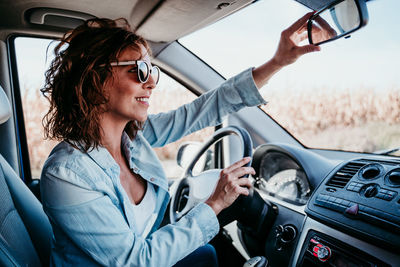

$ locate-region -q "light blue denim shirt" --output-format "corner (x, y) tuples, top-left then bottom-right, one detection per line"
(40, 68), (266, 267)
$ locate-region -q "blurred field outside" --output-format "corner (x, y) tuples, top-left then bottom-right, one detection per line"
(260, 87), (400, 154)
(22, 88), (57, 178)
(22, 73), (400, 178)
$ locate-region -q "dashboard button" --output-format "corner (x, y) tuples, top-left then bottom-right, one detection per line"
(317, 246), (331, 262)
(312, 244), (331, 262)
(383, 194), (393, 201)
(347, 183), (363, 192)
(345, 204), (359, 215)
(386, 190), (397, 199)
(364, 184), (379, 198)
(341, 199), (350, 207)
(380, 189), (388, 194)
(375, 192), (387, 200)
(319, 194), (329, 201)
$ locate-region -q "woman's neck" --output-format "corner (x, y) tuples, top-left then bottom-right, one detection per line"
(99, 114), (127, 159)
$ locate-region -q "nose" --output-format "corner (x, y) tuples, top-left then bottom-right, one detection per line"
(143, 73), (156, 91)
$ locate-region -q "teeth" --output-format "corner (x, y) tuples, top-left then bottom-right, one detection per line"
(136, 97), (149, 103)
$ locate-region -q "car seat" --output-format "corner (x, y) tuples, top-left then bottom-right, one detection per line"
(0, 85), (52, 266)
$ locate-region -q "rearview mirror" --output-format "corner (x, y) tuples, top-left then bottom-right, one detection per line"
(308, 0), (368, 45)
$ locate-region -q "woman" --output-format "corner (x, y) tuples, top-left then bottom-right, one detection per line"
(40, 13), (320, 266)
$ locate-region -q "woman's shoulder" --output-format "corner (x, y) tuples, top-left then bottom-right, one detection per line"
(42, 142), (107, 191)
(41, 141), (92, 181)
(44, 141), (85, 167)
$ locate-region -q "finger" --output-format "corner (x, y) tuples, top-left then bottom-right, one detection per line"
(230, 166), (256, 179)
(314, 15), (334, 32)
(292, 31), (308, 44)
(234, 184), (250, 196)
(236, 177), (253, 188)
(298, 31), (308, 43)
(223, 157), (252, 174)
(296, 23), (307, 34)
(286, 12), (315, 34)
(314, 18), (338, 38)
(296, 44), (321, 56)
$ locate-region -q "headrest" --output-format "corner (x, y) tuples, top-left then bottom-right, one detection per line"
(0, 85), (12, 124)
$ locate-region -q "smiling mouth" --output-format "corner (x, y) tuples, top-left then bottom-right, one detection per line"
(136, 97), (149, 106)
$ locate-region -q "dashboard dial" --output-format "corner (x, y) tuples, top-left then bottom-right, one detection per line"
(264, 169), (310, 204)
(259, 151), (311, 205)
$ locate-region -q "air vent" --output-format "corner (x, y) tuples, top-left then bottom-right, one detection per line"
(326, 162), (366, 188)
(359, 163), (382, 180)
(387, 169), (400, 187)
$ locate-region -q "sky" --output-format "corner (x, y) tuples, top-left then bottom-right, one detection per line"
(180, 0), (400, 93)
(15, 0), (400, 94)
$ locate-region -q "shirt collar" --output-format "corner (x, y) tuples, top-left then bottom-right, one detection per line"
(73, 132), (169, 191)
(86, 145), (120, 174)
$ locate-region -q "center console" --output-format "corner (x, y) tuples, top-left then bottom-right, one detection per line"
(294, 157), (400, 266)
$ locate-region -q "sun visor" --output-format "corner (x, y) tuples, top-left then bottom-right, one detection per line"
(135, 0), (253, 42)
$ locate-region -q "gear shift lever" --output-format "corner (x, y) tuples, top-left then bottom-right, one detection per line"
(243, 256), (268, 267)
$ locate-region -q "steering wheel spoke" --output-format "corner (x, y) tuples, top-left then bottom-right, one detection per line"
(173, 169), (221, 220)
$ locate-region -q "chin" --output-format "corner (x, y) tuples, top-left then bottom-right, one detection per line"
(136, 116), (148, 123)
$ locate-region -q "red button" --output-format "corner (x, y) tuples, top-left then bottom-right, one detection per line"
(345, 204), (359, 215)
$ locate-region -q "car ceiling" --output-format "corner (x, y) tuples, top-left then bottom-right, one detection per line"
(0, 0), (339, 42)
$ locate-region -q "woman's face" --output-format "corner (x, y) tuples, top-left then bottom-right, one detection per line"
(104, 44), (156, 123)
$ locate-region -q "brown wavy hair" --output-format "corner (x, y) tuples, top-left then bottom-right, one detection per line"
(41, 18), (150, 152)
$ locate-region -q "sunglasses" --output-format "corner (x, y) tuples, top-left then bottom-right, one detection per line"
(108, 60), (160, 85)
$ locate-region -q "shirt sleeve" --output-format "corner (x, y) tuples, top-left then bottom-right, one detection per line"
(143, 67), (266, 147)
(41, 166), (220, 267)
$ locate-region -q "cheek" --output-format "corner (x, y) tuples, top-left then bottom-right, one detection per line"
(105, 72), (142, 102)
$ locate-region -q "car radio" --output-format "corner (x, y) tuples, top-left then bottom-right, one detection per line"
(297, 230), (390, 267)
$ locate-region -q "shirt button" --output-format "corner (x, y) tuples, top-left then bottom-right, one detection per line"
(133, 167), (139, 173)
(150, 177), (155, 182)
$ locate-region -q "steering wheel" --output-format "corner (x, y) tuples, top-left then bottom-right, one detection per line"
(169, 126), (254, 225)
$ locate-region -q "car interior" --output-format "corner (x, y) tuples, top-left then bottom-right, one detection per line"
(0, 0), (399, 266)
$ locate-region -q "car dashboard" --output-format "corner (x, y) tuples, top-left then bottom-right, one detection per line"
(240, 143), (400, 267)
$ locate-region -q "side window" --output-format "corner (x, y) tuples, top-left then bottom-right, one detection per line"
(148, 72), (214, 178)
(14, 37), (213, 179)
(14, 37), (56, 179)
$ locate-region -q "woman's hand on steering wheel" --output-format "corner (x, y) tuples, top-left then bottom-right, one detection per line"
(205, 157), (255, 215)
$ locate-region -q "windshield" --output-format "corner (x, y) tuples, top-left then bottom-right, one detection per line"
(180, 0), (400, 155)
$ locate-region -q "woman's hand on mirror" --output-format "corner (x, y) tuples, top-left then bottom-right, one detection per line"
(310, 15), (338, 44)
(252, 12), (320, 89)
(205, 157), (254, 215)
(272, 12), (321, 67)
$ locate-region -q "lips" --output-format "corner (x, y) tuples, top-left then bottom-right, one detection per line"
(135, 97), (149, 106)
